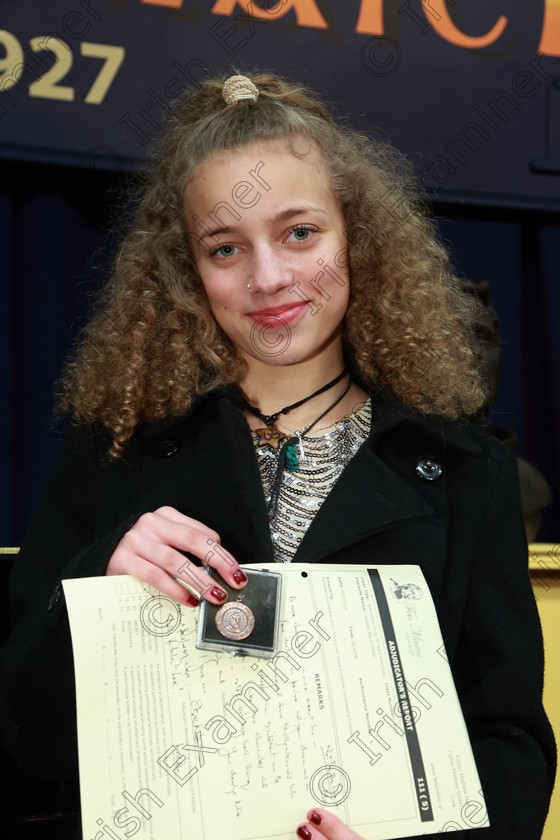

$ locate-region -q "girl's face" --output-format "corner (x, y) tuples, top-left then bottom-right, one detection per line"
(184, 138), (349, 372)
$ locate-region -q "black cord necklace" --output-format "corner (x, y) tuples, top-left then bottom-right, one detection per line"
(240, 368), (347, 450)
(266, 374), (352, 518)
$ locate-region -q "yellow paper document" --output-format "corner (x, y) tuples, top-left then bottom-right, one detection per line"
(63, 564), (489, 840)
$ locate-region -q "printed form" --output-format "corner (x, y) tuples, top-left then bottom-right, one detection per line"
(63, 564), (489, 840)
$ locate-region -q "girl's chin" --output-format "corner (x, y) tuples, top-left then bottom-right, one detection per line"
(235, 324), (344, 369)
(245, 350), (302, 368)
(242, 329), (296, 364)
(242, 343), (339, 371)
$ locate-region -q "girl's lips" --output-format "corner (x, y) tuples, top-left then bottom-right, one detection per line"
(246, 302), (310, 326)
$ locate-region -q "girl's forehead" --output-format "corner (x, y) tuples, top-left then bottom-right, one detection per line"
(183, 138), (341, 236)
(186, 136), (324, 186)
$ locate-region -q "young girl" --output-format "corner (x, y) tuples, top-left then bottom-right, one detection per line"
(1, 72), (555, 840)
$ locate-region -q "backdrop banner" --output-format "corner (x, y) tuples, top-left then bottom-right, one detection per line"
(1, 0), (559, 208)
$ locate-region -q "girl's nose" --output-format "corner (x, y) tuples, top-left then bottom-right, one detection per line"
(246, 247), (292, 295)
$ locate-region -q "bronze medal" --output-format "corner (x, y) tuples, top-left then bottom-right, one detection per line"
(215, 601), (255, 641)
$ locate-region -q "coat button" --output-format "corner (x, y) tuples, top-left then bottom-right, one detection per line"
(415, 457), (443, 481)
(47, 583), (63, 612)
(156, 437), (180, 458)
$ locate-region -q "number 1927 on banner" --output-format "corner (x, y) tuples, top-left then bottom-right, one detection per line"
(0, 30), (124, 105)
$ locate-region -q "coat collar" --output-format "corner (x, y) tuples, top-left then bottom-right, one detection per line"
(136, 384), (482, 456)
(366, 385), (483, 456)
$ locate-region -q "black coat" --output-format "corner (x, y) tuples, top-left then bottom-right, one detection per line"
(1, 386), (556, 839)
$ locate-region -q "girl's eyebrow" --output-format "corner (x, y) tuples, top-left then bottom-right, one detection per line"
(271, 205), (327, 223)
(196, 206), (327, 244)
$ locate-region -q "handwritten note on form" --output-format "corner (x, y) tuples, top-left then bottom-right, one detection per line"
(63, 564), (489, 839)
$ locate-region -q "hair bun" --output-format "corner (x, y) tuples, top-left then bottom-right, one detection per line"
(222, 74), (259, 106)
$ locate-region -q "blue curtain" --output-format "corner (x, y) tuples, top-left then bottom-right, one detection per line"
(1, 159), (559, 547)
(0, 158), (123, 545)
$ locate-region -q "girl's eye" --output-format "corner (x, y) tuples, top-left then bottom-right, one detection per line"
(211, 243), (240, 258)
(286, 226), (315, 243)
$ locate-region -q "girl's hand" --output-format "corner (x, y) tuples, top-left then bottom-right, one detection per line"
(106, 506), (247, 606)
(296, 810), (365, 840)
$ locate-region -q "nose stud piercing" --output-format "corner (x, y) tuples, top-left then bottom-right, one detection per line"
(247, 283), (255, 293)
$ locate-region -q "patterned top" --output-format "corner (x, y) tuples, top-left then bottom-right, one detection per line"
(251, 399), (372, 563)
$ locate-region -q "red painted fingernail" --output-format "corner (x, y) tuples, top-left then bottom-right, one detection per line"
(211, 586), (228, 602)
(296, 826), (312, 840)
(309, 811), (322, 826)
(185, 593), (200, 607)
(233, 569), (248, 584)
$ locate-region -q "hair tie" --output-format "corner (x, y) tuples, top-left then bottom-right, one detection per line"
(222, 75), (259, 106)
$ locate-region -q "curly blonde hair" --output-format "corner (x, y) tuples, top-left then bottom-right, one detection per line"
(58, 70), (486, 457)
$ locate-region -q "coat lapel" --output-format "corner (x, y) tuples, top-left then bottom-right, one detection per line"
(292, 443), (434, 564)
(291, 386), (481, 565)
(218, 395), (275, 563)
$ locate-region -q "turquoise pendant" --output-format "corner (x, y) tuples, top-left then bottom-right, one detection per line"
(285, 444), (299, 471)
